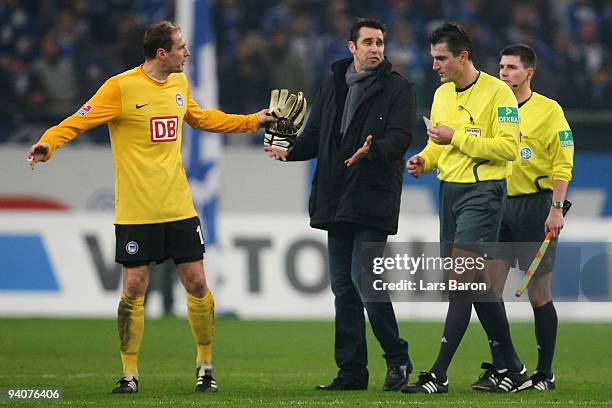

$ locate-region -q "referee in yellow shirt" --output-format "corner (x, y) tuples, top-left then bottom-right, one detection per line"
(403, 22), (530, 394)
(473, 44), (574, 392)
(27, 21), (274, 394)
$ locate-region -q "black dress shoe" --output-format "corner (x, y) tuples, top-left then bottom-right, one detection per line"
(383, 365), (408, 391)
(316, 377), (368, 390)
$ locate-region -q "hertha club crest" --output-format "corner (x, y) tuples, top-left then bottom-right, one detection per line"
(125, 241), (139, 255)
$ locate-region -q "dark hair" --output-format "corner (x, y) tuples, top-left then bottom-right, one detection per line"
(500, 43), (537, 69)
(429, 21), (472, 58)
(143, 21), (180, 60)
(349, 17), (386, 43)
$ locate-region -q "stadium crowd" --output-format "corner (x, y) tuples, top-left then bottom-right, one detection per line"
(1, 0), (611, 143)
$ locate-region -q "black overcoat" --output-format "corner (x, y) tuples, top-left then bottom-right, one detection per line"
(288, 57), (416, 234)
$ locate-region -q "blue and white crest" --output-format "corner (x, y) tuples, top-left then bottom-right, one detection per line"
(125, 241), (139, 255)
(520, 147), (533, 161)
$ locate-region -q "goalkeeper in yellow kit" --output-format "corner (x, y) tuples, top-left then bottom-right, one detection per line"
(26, 21), (274, 394)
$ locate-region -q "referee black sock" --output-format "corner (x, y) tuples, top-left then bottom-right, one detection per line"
(533, 301), (557, 378)
(488, 339), (506, 369)
(487, 299), (507, 369)
(474, 300), (522, 372)
(430, 299), (472, 380)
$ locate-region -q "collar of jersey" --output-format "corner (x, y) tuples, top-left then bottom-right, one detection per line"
(138, 64), (168, 87)
(518, 92), (534, 108)
(455, 71), (480, 93)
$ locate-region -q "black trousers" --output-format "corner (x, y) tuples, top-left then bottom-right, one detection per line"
(327, 224), (410, 382)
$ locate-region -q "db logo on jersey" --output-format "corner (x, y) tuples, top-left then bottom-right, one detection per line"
(150, 116), (178, 142)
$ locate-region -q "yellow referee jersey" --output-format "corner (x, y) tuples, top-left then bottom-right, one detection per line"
(508, 92), (574, 196)
(38, 66), (259, 224)
(420, 71), (519, 183)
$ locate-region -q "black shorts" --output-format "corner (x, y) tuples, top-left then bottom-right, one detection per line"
(439, 180), (506, 257)
(498, 190), (556, 273)
(115, 216), (206, 267)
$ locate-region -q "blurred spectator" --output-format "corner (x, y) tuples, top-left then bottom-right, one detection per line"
(603, 0), (612, 49)
(214, 0), (245, 72)
(218, 32), (270, 144)
(0, 0), (38, 64)
(135, 0), (175, 27)
(382, 0), (428, 43)
(549, 30), (591, 108)
(567, 0), (599, 39)
(0, 56), (46, 122)
(0, 0), (610, 147)
(574, 19), (611, 107)
(385, 21), (427, 100)
(289, 12), (321, 77)
(269, 27), (314, 100)
(262, 0), (298, 35)
(463, 21), (497, 73)
(52, 8), (89, 58)
(116, 13), (146, 70)
(455, 0), (486, 24)
(31, 33), (78, 121)
(592, 66), (612, 108)
(319, 1), (351, 78)
(506, 4), (543, 45)
(576, 19), (607, 77)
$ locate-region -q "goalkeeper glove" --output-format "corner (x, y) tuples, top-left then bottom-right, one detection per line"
(264, 89), (308, 151)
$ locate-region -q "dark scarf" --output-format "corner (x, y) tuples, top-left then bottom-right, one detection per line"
(340, 62), (377, 136)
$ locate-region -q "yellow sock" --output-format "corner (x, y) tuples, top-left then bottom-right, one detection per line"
(117, 292), (145, 378)
(186, 290), (215, 367)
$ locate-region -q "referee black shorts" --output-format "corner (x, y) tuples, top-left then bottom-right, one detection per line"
(498, 190), (557, 274)
(439, 180), (506, 258)
(115, 216), (206, 267)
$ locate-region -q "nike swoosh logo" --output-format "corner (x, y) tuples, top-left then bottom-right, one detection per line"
(136, 104), (148, 109)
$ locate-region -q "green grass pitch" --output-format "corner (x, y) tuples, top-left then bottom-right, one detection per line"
(1, 318), (611, 407)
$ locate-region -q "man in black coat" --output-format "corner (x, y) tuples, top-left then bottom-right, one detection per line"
(266, 17), (416, 391)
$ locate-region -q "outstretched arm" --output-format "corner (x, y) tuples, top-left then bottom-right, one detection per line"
(26, 78), (122, 169)
(185, 96), (263, 133)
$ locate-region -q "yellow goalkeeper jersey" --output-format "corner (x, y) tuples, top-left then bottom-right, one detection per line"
(507, 92), (574, 196)
(38, 66), (259, 224)
(419, 71), (519, 183)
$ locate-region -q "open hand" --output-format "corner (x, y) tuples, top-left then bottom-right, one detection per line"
(264, 145), (288, 161)
(344, 135), (372, 167)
